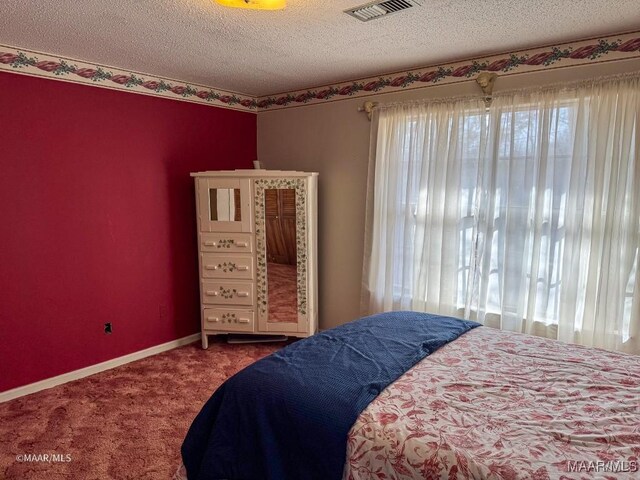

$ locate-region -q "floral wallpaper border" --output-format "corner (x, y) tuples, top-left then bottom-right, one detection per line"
(1, 31), (639, 113)
(256, 31), (640, 111)
(0, 45), (257, 112)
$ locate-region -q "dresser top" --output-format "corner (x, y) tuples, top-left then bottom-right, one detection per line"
(191, 170), (318, 178)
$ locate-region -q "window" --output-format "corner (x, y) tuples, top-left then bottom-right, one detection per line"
(365, 75), (640, 353)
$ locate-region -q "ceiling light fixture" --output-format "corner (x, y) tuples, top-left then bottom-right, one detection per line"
(214, 0), (286, 10)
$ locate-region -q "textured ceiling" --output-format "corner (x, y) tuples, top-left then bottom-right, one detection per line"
(1, 0), (639, 96)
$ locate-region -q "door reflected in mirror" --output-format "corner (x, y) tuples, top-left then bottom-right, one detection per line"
(265, 188), (297, 323)
(209, 188), (241, 221)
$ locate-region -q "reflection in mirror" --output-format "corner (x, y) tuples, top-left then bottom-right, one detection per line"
(265, 188), (297, 323)
(209, 188), (241, 221)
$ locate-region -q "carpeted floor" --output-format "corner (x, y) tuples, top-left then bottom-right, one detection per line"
(0, 337), (288, 479)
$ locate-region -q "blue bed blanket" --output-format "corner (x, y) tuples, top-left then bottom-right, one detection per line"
(182, 311), (480, 480)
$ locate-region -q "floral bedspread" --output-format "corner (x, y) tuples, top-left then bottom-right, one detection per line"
(344, 326), (640, 480)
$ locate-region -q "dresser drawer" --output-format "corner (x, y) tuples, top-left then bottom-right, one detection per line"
(201, 280), (254, 306)
(203, 308), (255, 332)
(201, 254), (254, 280)
(199, 233), (253, 253)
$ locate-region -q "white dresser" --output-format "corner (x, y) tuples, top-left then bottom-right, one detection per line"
(191, 170), (318, 348)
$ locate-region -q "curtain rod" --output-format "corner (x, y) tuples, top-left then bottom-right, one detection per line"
(358, 73), (497, 120)
(358, 70), (640, 120)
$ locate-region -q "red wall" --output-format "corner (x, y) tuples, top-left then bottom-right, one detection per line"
(0, 72), (256, 392)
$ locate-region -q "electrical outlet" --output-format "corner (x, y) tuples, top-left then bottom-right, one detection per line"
(104, 322), (112, 334)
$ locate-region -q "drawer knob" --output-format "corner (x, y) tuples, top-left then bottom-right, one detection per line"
(205, 290), (219, 296)
(236, 242), (248, 248)
(236, 292), (249, 298)
(204, 241), (216, 247)
(206, 316), (219, 323)
(237, 266), (249, 271)
(205, 265), (218, 271)
(238, 318), (250, 324)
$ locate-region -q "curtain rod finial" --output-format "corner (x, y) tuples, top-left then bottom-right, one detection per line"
(476, 73), (498, 106)
(359, 101), (378, 121)
(476, 72), (498, 107)
(476, 72), (498, 94)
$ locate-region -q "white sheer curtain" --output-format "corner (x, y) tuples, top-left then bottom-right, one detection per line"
(362, 74), (640, 354)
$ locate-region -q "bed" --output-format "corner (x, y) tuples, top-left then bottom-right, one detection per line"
(179, 312), (640, 479)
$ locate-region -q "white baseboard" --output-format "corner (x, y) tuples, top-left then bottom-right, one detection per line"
(0, 333), (200, 403)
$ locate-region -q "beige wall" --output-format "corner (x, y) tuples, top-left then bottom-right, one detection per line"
(258, 59), (640, 330)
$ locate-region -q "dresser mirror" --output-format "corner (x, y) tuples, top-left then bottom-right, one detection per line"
(255, 178), (308, 330)
(209, 188), (241, 222)
(197, 178), (252, 233)
(265, 188), (298, 323)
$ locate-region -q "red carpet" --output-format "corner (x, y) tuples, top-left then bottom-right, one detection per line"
(0, 338), (287, 479)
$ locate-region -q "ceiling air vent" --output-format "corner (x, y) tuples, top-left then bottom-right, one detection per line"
(345, 0), (422, 22)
